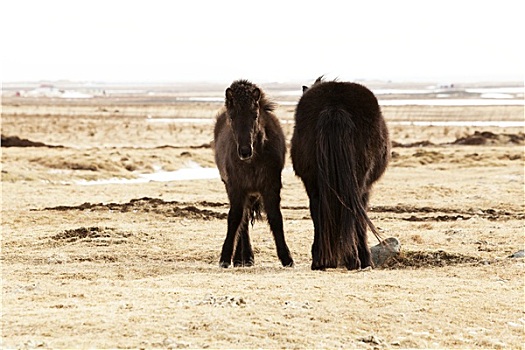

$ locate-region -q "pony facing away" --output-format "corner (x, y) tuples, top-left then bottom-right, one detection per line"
(291, 77), (390, 270)
(213, 79), (294, 268)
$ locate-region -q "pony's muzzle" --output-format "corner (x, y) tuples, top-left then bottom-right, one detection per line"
(238, 145), (253, 160)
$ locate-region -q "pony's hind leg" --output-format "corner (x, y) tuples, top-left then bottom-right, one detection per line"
(220, 195), (245, 268)
(233, 196), (260, 266)
(308, 190), (325, 270)
(357, 191), (372, 269)
(304, 181), (329, 270)
(354, 231), (372, 269)
(343, 217), (371, 270)
(233, 212), (254, 267)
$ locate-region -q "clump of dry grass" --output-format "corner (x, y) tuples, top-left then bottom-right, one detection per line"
(382, 249), (481, 269)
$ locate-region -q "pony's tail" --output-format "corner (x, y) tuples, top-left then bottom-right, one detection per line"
(316, 108), (382, 268)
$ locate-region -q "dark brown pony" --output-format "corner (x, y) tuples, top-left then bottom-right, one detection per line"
(213, 79), (294, 268)
(291, 77), (390, 270)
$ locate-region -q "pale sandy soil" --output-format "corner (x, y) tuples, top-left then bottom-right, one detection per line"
(1, 92), (524, 349)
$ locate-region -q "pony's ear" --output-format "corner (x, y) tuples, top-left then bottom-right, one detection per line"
(302, 86), (309, 93)
(225, 88), (233, 103)
(252, 87), (261, 101)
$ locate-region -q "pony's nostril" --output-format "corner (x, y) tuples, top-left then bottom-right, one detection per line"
(238, 146), (253, 159)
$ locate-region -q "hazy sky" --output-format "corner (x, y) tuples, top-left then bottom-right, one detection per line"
(2, 0), (523, 83)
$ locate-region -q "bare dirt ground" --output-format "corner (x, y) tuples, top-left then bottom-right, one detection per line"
(1, 91), (524, 349)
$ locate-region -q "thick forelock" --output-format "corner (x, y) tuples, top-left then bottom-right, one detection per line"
(226, 79), (275, 112)
(228, 79), (258, 106)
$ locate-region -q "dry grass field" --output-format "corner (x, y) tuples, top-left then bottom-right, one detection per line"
(1, 86), (524, 349)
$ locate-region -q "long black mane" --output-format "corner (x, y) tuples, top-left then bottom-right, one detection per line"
(225, 79), (276, 113)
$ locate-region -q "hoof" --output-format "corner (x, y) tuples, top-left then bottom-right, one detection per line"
(281, 257), (294, 268)
(219, 261), (231, 268)
(312, 258), (337, 270)
(311, 263), (326, 271)
(344, 262), (361, 270)
(282, 260), (295, 268)
(233, 259), (254, 267)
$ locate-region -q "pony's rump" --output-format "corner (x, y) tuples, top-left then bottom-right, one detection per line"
(291, 77), (389, 270)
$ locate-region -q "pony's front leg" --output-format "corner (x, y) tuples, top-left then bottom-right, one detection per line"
(219, 196), (244, 268)
(233, 212), (254, 267)
(262, 190), (294, 267)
